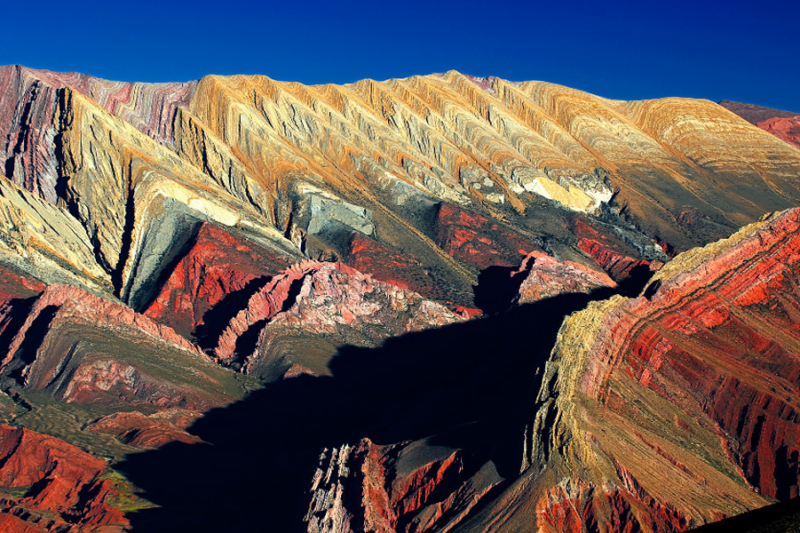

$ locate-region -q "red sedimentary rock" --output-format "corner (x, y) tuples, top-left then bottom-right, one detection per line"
(0, 424), (129, 532)
(537, 475), (688, 533)
(580, 208), (800, 500)
(0, 266), (45, 305)
(213, 261), (464, 368)
(0, 283), (244, 410)
(305, 438), (501, 533)
(344, 233), (437, 298)
(514, 250), (616, 304)
(572, 218), (662, 280)
(433, 203), (538, 270)
(2, 284), (201, 368)
(85, 410), (201, 448)
(757, 116), (800, 150)
(143, 222), (293, 337)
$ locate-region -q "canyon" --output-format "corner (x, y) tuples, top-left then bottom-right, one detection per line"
(0, 65), (798, 531)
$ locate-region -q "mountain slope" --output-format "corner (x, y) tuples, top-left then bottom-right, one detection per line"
(0, 66), (799, 532)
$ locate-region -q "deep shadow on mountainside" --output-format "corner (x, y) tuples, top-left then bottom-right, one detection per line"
(116, 284), (631, 533)
(690, 497), (800, 533)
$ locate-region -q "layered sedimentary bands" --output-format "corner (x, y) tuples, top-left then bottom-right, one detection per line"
(720, 100), (800, 150)
(0, 64), (798, 531)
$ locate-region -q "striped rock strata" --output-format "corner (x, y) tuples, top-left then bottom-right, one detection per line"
(495, 208), (800, 532)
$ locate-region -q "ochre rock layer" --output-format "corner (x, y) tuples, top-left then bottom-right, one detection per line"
(0, 65), (799, 533)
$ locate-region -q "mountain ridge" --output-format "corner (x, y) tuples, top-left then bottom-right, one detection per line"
(0, 65), (798, 532)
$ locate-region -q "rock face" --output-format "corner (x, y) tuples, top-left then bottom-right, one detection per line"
(0, 424), (132, 532)
(304, 438), (502, 533)
(211, 261), (465, 379)
(514, 250), (617, 304)
(756, 116), (800, 150)
(0, 65), (800, 533)
(490, 207), (800, 532)
(719, 100), (800, 150)
(142, 221), (296, 338)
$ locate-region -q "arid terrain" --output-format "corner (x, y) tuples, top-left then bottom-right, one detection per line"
(0, 65), (799, 532)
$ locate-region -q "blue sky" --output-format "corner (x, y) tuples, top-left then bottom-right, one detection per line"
(3, 0), (798, 111)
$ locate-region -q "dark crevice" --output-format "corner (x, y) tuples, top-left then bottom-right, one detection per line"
(472, 265), (529, 315)
(23, 470), (54, 500)
(7, 305), (59, 385)
(113, 161), (136, 298)
(194, 276), (272, 352)
(774, 446), (799, 501)
(280, 276), (306, 313)
(643, 278), (662, 300)
(4, 81), (41, 183)
(617, 263), (656, 297)
(230, 319), (268, 370)
(0, 297), (37, 357)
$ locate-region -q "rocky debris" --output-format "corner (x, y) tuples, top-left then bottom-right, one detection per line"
(0, 423), (132, 532)
(514, 250), (616, 304)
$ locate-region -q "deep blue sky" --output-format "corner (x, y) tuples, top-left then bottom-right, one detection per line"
(3, 0), (798, 111)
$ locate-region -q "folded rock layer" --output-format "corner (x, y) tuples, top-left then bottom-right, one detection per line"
(0, 65), (799, 533)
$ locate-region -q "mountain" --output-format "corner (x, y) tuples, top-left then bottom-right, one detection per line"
(0, 65), (799, 532)
(719, 100), (800, 150)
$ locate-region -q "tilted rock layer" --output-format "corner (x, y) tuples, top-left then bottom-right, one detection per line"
(0, 65), (799, 533)
(719, 100), (800, 150)
(496, 208), (800, 532)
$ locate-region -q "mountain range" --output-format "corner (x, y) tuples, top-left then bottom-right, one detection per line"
(0, 65), (799, 532)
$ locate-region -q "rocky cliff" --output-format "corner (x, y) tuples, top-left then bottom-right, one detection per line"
(489, 207), (800, 532)
(0, 65), (799, 532)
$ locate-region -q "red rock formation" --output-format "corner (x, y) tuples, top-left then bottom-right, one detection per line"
(537, 477), (688, 533)
(0, 266), (45, 305)
(579, 207), (800, 500)
(0, 283), (246, 410)
(85, 410), (201, 448)
(718, 100), (800, 150)
(572, 218), (663, 280)
(0, 424), (130, 532)
(514, 250), (616, 304)
(143, 222), (294, 337)
(212, 261), (464, 376)
(2, 284), (202, 366)
(433, 203), (538, 270)
(509, 207), (800, 533)
(305, 438), (502, 533)
(344, 233), (437, 299)
(757, 116), (800, 150)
